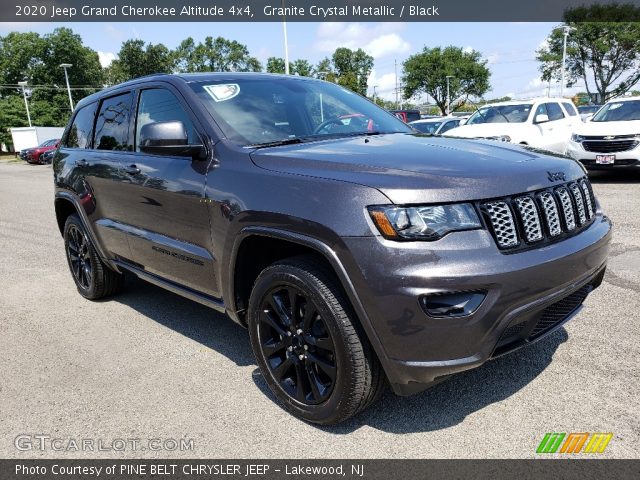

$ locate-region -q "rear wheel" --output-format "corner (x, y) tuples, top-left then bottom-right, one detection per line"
(64, 214), (123, 300)
(247, 256), (384, 424)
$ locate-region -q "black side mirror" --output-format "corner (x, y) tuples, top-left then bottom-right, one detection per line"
(138, 121), (204, 158)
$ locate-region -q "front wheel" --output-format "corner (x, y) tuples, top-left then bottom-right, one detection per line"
(247, 256), (384, 424)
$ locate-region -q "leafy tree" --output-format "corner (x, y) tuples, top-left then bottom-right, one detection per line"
(331, 48), (373, 95)
(291, 59), (313, 77)
(402, 46), (491, 115)
(172, 36), (261, 73)
(536, 4), (640, 102)
(107, 39), (173, 84)
(314, 57), (336, 82)
(266, 57), (289, 74)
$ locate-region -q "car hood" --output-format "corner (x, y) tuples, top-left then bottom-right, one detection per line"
(250, 133), (586, 204)
(442, 123), (528, 139)
(574, 120), (640, 136)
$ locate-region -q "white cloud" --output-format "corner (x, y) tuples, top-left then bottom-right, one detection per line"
(314, 23), (409, 60)
(367, 69), (399, 101)
(98, 51), (116, 68)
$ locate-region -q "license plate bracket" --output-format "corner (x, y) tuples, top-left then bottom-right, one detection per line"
(596, 154), (615, 165)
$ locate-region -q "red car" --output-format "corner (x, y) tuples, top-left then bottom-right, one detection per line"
(20, 139), (60, 164)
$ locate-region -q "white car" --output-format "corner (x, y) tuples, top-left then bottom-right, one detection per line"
(566, 96), (640, 170)
(443, 98), (582, 154)
(409, 117), (466, 135)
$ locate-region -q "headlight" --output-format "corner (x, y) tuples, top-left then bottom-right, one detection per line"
(485, 135), (511, 142)
(571, 133), (585, 142)
(368, 203), (482, 240)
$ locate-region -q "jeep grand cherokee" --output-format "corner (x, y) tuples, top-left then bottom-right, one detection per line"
(53, 73), (611, 424)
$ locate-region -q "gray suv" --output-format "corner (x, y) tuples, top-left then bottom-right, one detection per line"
(53, 73), (611, 424)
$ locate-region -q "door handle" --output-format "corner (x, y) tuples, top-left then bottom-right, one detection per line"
(124, 164), (141, 175)
(75, 159), (89, 168)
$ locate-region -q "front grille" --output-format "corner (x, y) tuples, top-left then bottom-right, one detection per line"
(529, 284), (592, 338)
(481, 177), (596, 252)
(583, 139), (638, 153)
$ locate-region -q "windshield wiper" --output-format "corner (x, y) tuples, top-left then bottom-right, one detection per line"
(248, 138), (304, 149)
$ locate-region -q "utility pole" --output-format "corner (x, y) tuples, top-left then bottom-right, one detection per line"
(372, 85), (378, 105)
(18, 81), (32, 127)
(555, 25), (575, 98)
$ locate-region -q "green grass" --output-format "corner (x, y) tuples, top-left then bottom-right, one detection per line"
(0, 153), (22, 164)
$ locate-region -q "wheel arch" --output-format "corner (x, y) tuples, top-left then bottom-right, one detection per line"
(228, 227), (391, 380)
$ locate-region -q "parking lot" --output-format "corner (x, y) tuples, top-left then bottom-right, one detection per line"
(0, 159), (638, 458)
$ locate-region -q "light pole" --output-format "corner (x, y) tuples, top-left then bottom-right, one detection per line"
(446, 75), (455, 116)
(60, 63), (74, 111)
(18, 81), (32, 127)
(281, 0), (290, 75)
(555, 25), (575, 98)
(373, 85), (378, 104)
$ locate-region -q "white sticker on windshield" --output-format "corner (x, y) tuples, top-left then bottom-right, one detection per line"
(203, 84), (240, 102)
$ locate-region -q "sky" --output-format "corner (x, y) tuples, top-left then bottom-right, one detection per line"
(0, 21), (589, 102)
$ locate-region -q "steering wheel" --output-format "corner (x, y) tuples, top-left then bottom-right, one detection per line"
(313, 117), (346, 135)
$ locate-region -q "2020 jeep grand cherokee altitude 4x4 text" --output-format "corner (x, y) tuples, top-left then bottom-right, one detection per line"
(53, 73), (611, 424)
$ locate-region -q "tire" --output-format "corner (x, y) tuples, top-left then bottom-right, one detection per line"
(247, 255), (384, 424)
(63, 213), (123, 300)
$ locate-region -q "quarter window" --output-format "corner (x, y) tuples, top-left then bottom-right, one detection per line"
(135, 88), (199, 152)
(562, 102), (578, 116)
(94, 93), (134, 151)
(64, 103), (97, 149)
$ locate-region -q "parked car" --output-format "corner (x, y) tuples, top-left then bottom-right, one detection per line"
(20, 138), (60, 164)
(443, 98), (581, 153)
(389, 109), (421, 123)
(577, 105), (602, 122)
(566, 96), (640, 170)
(40, 149), (56, 164)
(410, 117), (466, 135)
(53, 73), (611, 424)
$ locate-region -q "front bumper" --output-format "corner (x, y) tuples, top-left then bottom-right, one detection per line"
(340, 213), (612, 395)
(565, 140), (640, 169)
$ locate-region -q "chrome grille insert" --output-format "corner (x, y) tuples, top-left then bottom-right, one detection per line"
(538, 192), (562, 237)
(514, 196), (543, 242)
(570, 183), (587, 225)
(481, 177), (595, 252)
(580, 180), (594, 219)
(556, 187), (576, 231)
(484, 201), (519, 248)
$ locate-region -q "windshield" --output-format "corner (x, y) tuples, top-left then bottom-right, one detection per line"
(190, 77), (411, 146)
(39, 139), (57, 147)
(591, 100), (640, 122)
(411, 121), (442, 134)
(466, 104), (532, 124)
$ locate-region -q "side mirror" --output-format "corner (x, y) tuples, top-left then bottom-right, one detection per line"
(534, 114), (549, 124)
(139, 121), (204, 158)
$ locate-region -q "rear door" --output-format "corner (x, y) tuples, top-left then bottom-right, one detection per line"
(118, 85), (216, 296)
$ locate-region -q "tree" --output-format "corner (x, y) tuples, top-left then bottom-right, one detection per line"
(331, 48), (373, 95)
(314, 57), (336, 82)
(536, 4), (640, 102)
(107, 39), (173, 84)
(291, 59), (313, 77)
(172, 36), (261, 73)
(402, 46), (491, 115)
(266, 57), (289, 74)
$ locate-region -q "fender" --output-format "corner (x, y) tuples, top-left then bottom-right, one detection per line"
(228, 226), (392, 378)
(54, 190), (121, 273)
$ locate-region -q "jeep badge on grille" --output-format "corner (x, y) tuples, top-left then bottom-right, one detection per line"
(547, 171), (566, 182)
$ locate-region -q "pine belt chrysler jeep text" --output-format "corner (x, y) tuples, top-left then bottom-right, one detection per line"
(53, 73), (611, 424)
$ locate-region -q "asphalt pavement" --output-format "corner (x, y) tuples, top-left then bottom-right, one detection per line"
(0, 160), (638, 458)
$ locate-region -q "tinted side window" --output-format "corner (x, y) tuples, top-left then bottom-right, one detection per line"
(545, 103), (565, 121)
(562, 102), (578, 116)
(94, 93), (134, 151)
(135, 88), (199, 151)
(64, 103), (97, 149)
(439, 120), (460, 133)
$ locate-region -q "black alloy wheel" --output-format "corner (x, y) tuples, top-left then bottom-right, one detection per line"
(258, 284), (337, 405)
(66, 224), (93, 290)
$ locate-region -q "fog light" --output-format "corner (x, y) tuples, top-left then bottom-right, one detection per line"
(420, 291), (486, 318)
